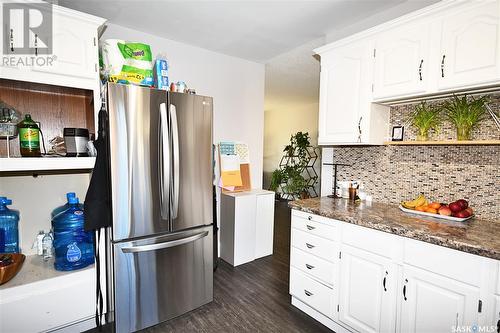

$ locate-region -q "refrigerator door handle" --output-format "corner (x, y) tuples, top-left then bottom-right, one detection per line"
(159, 103), (170, 221)
(120, 230), (209, 253)
(170, 104), (180, 220)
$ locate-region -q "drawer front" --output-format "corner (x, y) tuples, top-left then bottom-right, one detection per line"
(290, 267), (335, 318)
(291, 247), (335, 286)
(291, 228), (337, 262)
(292, 215), (337, 241)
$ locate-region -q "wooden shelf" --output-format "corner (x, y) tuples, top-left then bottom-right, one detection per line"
(0, 157), (95, 172)
(384, 140), (500, 146)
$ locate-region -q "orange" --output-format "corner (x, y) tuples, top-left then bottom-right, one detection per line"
(429, 202), (441, 209)
(425, 207), (438, 214)
(415, 206), (426, 212)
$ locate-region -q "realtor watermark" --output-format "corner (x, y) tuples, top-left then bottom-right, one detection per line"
(2, 2), (55, 67)
(452, 325), (497, 333)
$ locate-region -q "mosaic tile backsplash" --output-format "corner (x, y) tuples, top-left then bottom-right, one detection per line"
(332, 94), (500, 221)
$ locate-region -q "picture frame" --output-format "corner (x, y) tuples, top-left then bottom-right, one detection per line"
(391, 126), (404, 141)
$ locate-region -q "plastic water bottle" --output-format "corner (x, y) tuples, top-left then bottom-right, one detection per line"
(52, 197), (94, 271)
(42, 232), (53, 261)
(0, 197), (20, 253)
(51, 192), (83, 218)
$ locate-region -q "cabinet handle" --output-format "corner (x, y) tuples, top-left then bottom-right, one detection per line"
(306, 225), (315, 230)
(403, 278), (408, 301)
(496, 318), (499, 333)
(441, 55), (446, 78)
(455, 313), (459, 330)
(357, 117), (363, 143)
(418, 59), (423, 81)
(305, 263), (314, 270)
(10, 29), (14, 52)
(34, 34), (38, 56)
(383, 271), (388, 291)
(305, 243), (315, 249)
(304, 289), (313, 296)
(308, 216), (312, 221)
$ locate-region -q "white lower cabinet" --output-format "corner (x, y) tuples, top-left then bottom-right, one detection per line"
(400, 265), (480, 333)
(289, 210), (499, 333)
(338, 245), (396, 333)
(290, 267), (335, 318)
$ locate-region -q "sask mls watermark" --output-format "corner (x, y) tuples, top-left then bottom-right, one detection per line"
(2, 2), (55, 67)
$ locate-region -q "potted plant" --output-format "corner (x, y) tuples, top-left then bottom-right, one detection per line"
(410, 101), (442, 141)
(440, 94), (489, 141)
(282, 165), (307, 199)
(269, 169), (284, 200)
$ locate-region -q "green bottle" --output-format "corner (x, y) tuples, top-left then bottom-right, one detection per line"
(17, 114), (41, 157)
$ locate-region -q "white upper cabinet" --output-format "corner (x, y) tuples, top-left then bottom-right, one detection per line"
(0, 2), (105, 91)
(338, 245), (396, 333)
(438, 0), (500, 91)
(373, 22), (431, 101)
(315, 0), (500, 143)
(400, 265), (480, 333)
(317, 40), (390, 145)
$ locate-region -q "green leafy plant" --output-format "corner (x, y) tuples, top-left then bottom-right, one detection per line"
(269, 169), (284, 192)
(283, 131), (311, 165)
(440, 94), (489, 140)
(281, 165), (307, 198)
(410, 101), (442, 141)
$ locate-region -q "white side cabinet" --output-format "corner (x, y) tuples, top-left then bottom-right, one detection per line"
(289, 209), (500, 333)
(220, 190), (274, 266)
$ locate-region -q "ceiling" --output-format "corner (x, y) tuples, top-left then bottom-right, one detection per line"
(58, 0), (436, 63)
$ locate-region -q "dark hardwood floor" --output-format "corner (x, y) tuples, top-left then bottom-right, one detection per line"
(89, 201), (331, 332)
(145, 200), (331, 333)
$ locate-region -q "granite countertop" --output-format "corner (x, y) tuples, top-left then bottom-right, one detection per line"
(289, 197), (500, 260)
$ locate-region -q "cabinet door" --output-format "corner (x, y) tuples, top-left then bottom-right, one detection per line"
(438, 0), (500, 91)
(32, 10), (99, 80)
(400, 266), (480, 333)
(254, 193), (274, 259)
(373, 23), (431, 100)
(338, 244), (396, 333)
(318, 40), (371, 144)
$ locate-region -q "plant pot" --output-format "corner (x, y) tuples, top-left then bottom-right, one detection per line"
(416, 132), (429, 141)
(456, 125), (472, 141)
(300, 191), (310, 199)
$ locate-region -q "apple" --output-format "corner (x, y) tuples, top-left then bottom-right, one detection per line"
(456, 199), (468, 210)
(454, 210), (471, 218)
(465, 207), (473, 215)
(438, 205), (452, 216)
(449, 201), (462, 213)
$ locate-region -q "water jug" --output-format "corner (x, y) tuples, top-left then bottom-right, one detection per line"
(52, 197), (94, 271)
(51, 192), (83, 218)
(0, 197), (20, 253)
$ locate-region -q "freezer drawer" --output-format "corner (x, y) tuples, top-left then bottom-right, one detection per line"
(113, 226), (213, 332)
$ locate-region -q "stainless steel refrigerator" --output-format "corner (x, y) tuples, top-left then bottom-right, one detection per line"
(106, 83), (214, 332)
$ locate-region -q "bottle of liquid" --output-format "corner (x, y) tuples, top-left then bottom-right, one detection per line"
(52, 197), (94, 271)
(51, 192), (83, 219)
(42, 232), (53, 261)
(17, 114), (41, 157)
(0, 197), (20, 253)
(36, 230), (45, 256)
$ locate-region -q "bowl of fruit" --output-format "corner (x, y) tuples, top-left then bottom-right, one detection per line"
(400, 194), (474, 222)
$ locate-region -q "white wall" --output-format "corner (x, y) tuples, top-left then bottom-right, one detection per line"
(102, 23), (265, 189)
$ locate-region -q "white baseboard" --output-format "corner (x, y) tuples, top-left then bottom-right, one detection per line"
(291, 296), (353, 333)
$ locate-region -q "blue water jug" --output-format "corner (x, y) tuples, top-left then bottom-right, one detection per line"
(51, 192), (84, 218)
(52, 197), (94, 271)
(0, 197), (20, 253)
